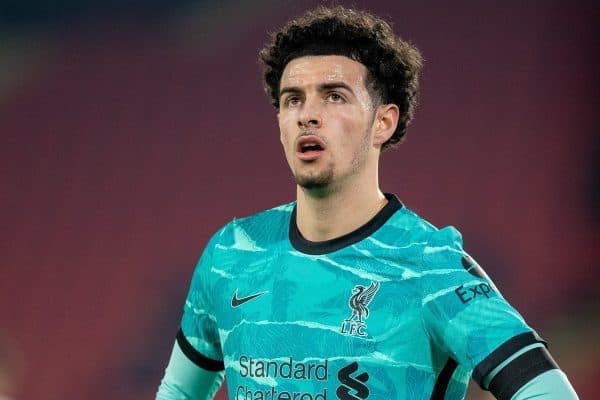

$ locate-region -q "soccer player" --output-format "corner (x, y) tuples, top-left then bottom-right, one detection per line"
(156, 6), (579, 400)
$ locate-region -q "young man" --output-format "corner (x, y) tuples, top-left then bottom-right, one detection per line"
(157, 6), (579, 400)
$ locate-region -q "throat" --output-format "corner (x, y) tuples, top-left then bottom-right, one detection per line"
(295, 189), (388, 242)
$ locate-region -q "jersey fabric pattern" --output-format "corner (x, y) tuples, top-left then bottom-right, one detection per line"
(179, 194), (543, 400)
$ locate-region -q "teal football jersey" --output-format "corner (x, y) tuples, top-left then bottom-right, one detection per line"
(179, 194), (543, 400)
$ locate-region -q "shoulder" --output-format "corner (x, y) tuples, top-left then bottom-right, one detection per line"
(376, 203), (471, 281)
(207, 201), (296, 253)
(383, 204), (463, 252)
(191, 201), (295, 286)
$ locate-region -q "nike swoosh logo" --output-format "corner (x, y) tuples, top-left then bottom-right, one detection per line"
(231, 289), (268, 308)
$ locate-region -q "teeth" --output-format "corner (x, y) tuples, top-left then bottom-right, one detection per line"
(299, 139), (323, 153)
(300, 143), (322, 153)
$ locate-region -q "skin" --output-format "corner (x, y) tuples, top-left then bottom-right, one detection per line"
(277, 55), (399, 242)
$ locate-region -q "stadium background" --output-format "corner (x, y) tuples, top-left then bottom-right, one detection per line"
(0, 0), (598, 398)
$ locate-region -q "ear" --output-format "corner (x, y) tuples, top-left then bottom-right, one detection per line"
(372, 104), (399, 146)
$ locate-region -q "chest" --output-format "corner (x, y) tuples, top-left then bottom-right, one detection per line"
(210, 249), (427, 358)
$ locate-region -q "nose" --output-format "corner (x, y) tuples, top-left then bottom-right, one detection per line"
(297, 97), (322, 129)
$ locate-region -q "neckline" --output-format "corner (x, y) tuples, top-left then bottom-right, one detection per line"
(288, 193), (402, 255)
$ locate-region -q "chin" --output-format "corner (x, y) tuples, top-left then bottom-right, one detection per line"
(295, 173), (332, 190)
(298, 180), (329, 190)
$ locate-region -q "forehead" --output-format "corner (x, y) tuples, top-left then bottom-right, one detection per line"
(280, 55), (368, 89)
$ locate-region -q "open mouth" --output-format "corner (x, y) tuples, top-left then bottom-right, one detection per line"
(299, 142), (324, 153)
(296, 135), (326, 153)
(296, 135), (326, 161)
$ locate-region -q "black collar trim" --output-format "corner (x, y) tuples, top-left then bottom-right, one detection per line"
(289, 193), (402, 255)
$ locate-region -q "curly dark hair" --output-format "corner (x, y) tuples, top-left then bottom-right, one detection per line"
(259, 5), (423, 150)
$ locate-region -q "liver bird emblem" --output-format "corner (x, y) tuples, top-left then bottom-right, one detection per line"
(346, 281), (380, 323)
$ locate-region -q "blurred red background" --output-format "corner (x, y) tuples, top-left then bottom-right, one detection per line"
(1, 1), (598, 398)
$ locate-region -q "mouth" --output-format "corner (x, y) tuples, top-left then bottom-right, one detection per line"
(296, 135), (326, 161)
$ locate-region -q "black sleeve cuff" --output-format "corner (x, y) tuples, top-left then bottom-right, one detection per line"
(176, 327), (225, 372)
(488, 346), (559, 400)
(473, 331), (546, 385)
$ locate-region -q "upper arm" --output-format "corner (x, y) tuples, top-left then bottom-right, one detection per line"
(420, 227), (535, 368)
(419, 227), (575, 398)
(157, 230), (227, 399)
(180, 237), (224, 363)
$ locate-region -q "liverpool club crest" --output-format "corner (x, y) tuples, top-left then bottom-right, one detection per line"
(340, 281), (380, 337)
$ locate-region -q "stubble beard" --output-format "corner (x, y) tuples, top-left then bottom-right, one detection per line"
(294, 162), (335, 191)
(294, 128), (372, 194)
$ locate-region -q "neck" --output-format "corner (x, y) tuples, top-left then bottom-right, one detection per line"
(295, 181), (387, 242)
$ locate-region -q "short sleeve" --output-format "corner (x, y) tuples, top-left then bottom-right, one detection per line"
(419, 226), (542, 374)
(180, 231), (224, 365)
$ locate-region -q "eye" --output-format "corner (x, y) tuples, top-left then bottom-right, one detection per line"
(326, 92), (345, 103)
(282, 94), (302, 108)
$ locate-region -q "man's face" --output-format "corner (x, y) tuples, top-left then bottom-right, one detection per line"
(277, 55), (379, 193)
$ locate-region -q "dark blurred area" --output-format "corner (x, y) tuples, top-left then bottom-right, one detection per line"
(0, 0), (203, 26)
(0, 1), (598, 399)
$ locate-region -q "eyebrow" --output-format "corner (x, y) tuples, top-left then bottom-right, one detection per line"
(279, 81), (355, 98)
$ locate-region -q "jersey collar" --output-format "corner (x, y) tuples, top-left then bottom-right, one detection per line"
(288, 193), (402, 255)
